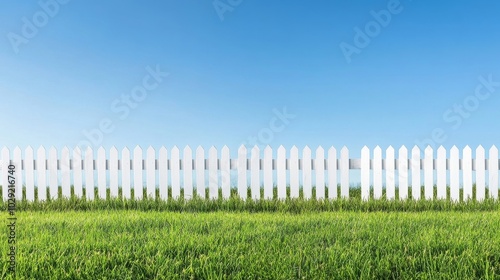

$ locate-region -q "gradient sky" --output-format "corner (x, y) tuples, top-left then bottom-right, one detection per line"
(1, 0), (500, 158)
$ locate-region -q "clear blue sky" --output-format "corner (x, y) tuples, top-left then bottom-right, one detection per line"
(1, 0), (500, 157)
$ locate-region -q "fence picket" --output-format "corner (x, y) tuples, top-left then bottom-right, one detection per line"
(73, 147), (82, 199)
(109, 147), (118, 198)
(489, 146), (498, 199)
(361, 146), (370, 201)
(340, 147), (349, 199)
(184, 146), (193, 200)
(316, 146), (325, 200)
(411, 146), (421, 200)
(303, 146), (312, 200)
(133, 146), (143, 200)
(424, 146), (433, 200)
(221, 146), (230, 199)
(476, 145), (485, 201)
(463, 146), (473, 201)
(122, 147), (131, 199)
(290, 146), (299, 199)
(172, 146), (181, 199)
(251, 146), (260, 200)
(13, 147), (22, 199)
(37, 147), (47, 201)
(328, 147), (337, 199)
(264, 146), (273, 200)
(277, 146), (286, 200)
(237, 145), (247, 200)
(97, 147), (106, 199)
(450, 146), (459, 201)
(49, 147), (58, 200)
(386, 146), (395, 200)
(196, 146), (205, 199)
(398, 146), (408, 200)
(147, 146), (156, 199)
(159, 147), (168, 200)
(61, 147), (71, 198)
(85, 147), (94, 200)
(209, 146), (218, 199)
(373, 146), (382, 199)
(25, 146), (35, 202)
(437, 146), (446, 200)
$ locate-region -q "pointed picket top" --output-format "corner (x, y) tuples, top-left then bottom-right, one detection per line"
(316, 146), (324, 156)
(26, 145), (34, 153)
(147, 145), (155, 152)
(49, 146), (57, 154)
(425, 145), (433, 153)
(172, 145), (180, 153)
(412, 145), (420, 153)
(73, 145), (81, 155)
(147, 146), (155, 156)
(303, 145), (311, 154)
(86, 146), (93, 154)
(222, 145), (229, 152)
(477, 145), (485, 154)
(491, 145), (499, 153)
(437, 145), (446, 153)
(159, 146), (167, 153)
(98, 146), (105, 154)
(252, 145), (260, 153)
(238, 144), (247, 154)
(328, 146), (337, 156)
(196, 145), (204, 153)
(291, 145), (298, 153)
(399, 145), (407, 153)
(361, 146), (369, 153)
(209, 146), (217, 153)
(134, 145), (142, 153)
(1, 146), (9, 154)
(341, 146), (348, 153)
(110, 146), (118, 153)
(14, 146), (21, 153)
(477, 144), (484, 150)
(464, 145), (472, 152)
(278, 145), (286, 154)
(387, 145), (394, 152)
(450, 145), (459, 153)
(122, 146), (130, 154)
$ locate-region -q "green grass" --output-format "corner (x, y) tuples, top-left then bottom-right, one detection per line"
(2, 211), (500, 279)
(1, 185), (500, 213)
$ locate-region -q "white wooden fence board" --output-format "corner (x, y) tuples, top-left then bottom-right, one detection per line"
(302, 146), (312, 200)
(184, 146), (193, 200)
(328, 147), (337, 199)
(109, 147), (119, 198)
(386, 146), (395, 200)
(264, 146), (273, 200)
(49, 147), (58, 200)
(122, 148), (131, 199)
(373, 146), (382, 199)
(209, 146), (218, 199)
(411, 146), (421, 200)
(196, 146), (205, 199)
(133, 146), (143, 200)
(290, 146), (299, 199)
(85, 147), (94, 200)
(37, 147), (47, 201)
(172, 146), (181, 199)
(158, 147), (168, 200)
(25, 146), (35, 202)
(436, 146), (446, 200)
(221, 146), (230, 199)
(13, 147), (22, 199)
(361, 146), (370, 201)
(424, 146), (433, 200)
(251, 146), (260, 200)
(340, 146), (349, 199)
(61, 147), (71, 199)
(463, 146), (473, 201)
(73, 147), (82, 199)
(147, 146), (156, 199)
(237, 145), (247, 200)
(476, 145), (485, 201)
(398, 146), (408, 200)
(277, 146), (286, 200)
(97, 147), (106, 199)
(489, 146), (498, 199)
(450, 146), (459, 201)
(315, 146), (325, 200)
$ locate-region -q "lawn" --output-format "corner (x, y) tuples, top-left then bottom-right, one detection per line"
(2, 210), (500, 279)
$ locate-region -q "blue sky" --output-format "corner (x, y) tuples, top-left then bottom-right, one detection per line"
(1, 0), (500, 158)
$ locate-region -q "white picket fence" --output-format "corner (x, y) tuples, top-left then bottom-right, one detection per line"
(0, 145), (499, 202)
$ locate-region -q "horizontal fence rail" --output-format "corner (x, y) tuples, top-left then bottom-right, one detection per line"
(0, 145), (499, 202)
